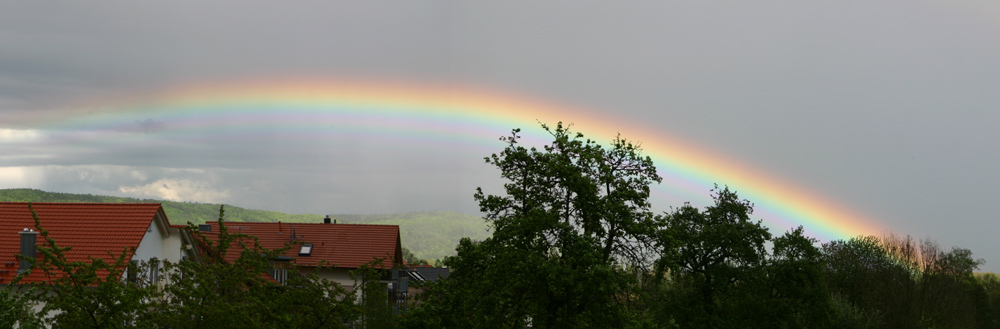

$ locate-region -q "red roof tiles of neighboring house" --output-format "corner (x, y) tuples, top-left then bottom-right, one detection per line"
(198, 221), (402, 269)
(0, 202), (165, 284)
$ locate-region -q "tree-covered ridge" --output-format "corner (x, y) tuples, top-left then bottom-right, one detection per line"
(0, 189), (489, 262)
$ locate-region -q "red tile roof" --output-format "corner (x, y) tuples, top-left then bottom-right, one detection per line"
(198, 221), (402, 269)
(0, 202), (164, 284)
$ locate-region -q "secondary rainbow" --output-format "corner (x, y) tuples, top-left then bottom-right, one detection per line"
(18, 79), (885, 241)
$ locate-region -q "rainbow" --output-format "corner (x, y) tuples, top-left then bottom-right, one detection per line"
(9, 78), (884, 241)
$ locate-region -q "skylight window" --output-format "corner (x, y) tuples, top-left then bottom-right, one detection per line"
(299, 243), (313, 256)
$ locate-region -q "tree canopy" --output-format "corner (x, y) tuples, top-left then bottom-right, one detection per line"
(405, 123), (663, 328)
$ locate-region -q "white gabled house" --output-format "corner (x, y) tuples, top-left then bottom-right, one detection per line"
(0, 202), (196, 286)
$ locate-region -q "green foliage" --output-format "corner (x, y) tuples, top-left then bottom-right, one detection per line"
(402, 247), (430, 266)
(659, 186), (772, 327)
(977, 273), (1000, 328)
(151, 206), (285, 328)
(756, 226), (832, 327)
(150, 206), (359, 328)
(823, 234), (993, 329)
(915, 244), (989, 329)
(275, 270), (358, 328)
(408, 122), (662, 328)
(0, 287), (42, 329)
(352, 260), (402, 329)
(824, 235), (920, 328)
(655, 194), (841, 329)
(827, 293), (883, 329)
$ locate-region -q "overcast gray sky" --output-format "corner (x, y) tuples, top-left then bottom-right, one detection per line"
(2, 1), (999, 270)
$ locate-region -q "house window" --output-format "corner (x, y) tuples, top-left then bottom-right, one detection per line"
(127, 260), (139, 283)
(271, 268), (288, 285)
(149, 261), (159, 284)
(299, 243), (313, 256)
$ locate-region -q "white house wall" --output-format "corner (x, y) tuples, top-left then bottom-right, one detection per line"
(304, 267), (356, 290)
(133, 216), (185, 264)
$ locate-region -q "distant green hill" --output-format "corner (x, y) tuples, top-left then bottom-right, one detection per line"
(0, 188), (490, 262)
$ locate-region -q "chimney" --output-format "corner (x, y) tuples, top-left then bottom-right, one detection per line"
(198, 224), (212, 232)
(18, 228), (38, 273)
(324, 215), (331, 224)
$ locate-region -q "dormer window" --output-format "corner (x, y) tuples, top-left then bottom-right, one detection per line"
(299, 243), (313, 256)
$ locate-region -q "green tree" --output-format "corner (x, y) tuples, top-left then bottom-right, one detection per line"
(658, 186), (771, 328)
(0, 287), (42, 329)
(149, 206), (358, 329)
(827, 292), (883, 329)
(354, 259), (401, 329)
(407, 122), (662, 328)
(977, 273), (1000, 328)
(149, 206), (280, 328)
(474, 123), (662, 266)
(823, 236), (910, 328)
(267, 269), (358, 329)
(823, 234), (993, 329)
(402, 247), (430, 266)
(759, 226), (831, 328)
(914, 242), (988, 329)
